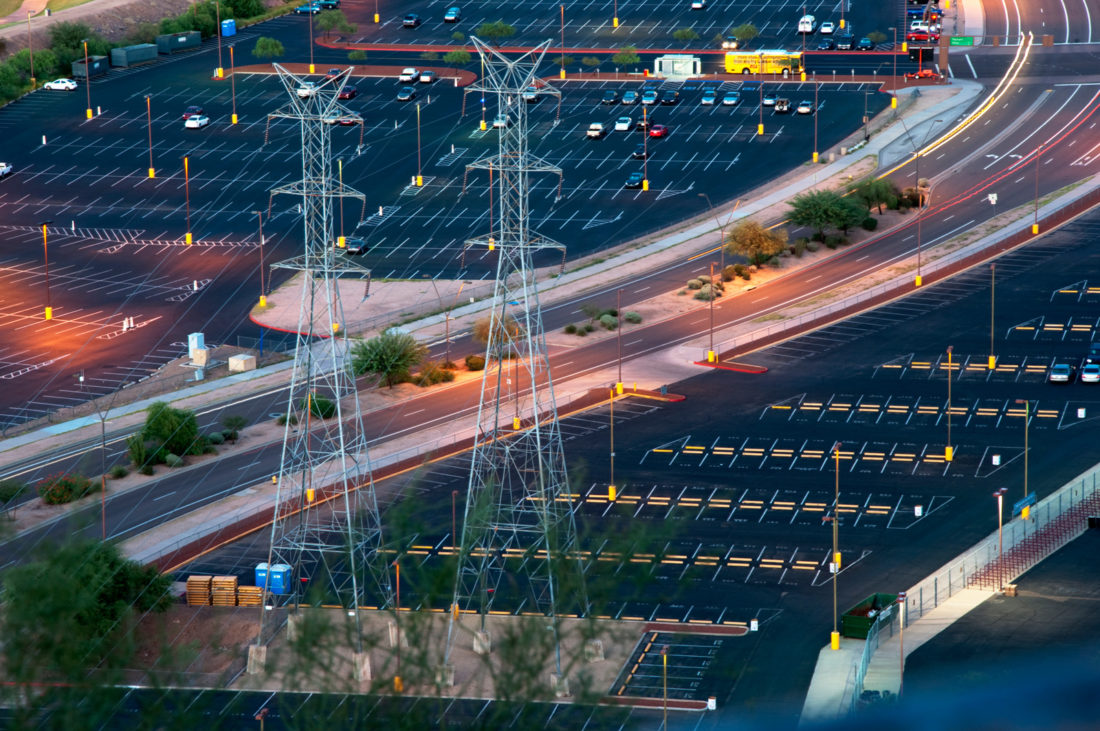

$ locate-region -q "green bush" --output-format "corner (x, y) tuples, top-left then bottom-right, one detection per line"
(348, 49), (366, 61)
(207, 431), (225, 446)
(414, 360), (457, 387)
(721, 265), (737, 282)
(465, 354), (486, 371)
(575, 328), (587, 336)
(38, 474), (96, 505)
(564, 324), (577, 334)
(794, 239), (807, 257)
(599, 314), (618, 330)
(806, 242), (820, 253)
(686, 278), (703, 290)
(302, 394), (337, 419)
(584, 323), (595, 332)
(140, 465), (155, 476)
(0, 479), (27, 506)
(861, 217), (878, 231)
(694, 285), (717, 301)
(732, 263), (748, 278)
(582, 56), (600, 67)
(164, 453), (183, 468)
(623, 311), (642, 324)
(221, 429), (238, 442)
(811, 232), (825, 242)
(451, 32), (465, 43)
(825, 235), (847, 248)
(109, 465), (129, 480)
(276, 413), (299, 426)
(127, 434), (149, 468)
(420, 51), (439, 60)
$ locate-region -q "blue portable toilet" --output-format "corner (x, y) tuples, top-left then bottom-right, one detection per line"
(269, 564), (292, 594)
(254, 562), (269, 590)
(221, 19), (237, 37)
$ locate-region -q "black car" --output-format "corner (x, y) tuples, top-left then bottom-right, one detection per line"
(856, 37), (875, 50)
(601, 90), (619, 104)
(624, 171), (644, 189)
(660, 90), (680, 105)
(835, 33), (854, 50)
(817, 38), (835, 50)
(403, 13), (421, 27)
(343, 237), (367, 255)
(338, 84), (357, 99)
(636, 118), (651, 131)
(631, 144), (648, 159)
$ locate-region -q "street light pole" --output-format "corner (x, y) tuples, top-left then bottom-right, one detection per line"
(253, 210), (266, 307)
(613, 0), (618, 27)
(416, 103), (423, 186)
(698, 192), (734, 271)
(617, 287), (623, 386)
(215, 0), (223, 78)
(994, 488), (1006, 590)
(183, 156), (193, 245)
(813, 79), (819, 162)
(708, 261), (716, 363)
(308, 8), (315, 74)
(642, 105), (649, 191)
(40, 220), (53, 320)
(890, 27), (897, 107)
(945, 345), (953, 461)
(82, 39), (92, 119)
(608, 387), (616, 501)
(146, 95), (155, 178)
(230, 45), (238, 124)
(757, 82), (764, 136)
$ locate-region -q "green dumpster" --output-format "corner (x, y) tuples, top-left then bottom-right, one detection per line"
(840, 593), (898, 639)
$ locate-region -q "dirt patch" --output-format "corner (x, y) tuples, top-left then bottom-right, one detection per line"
(128, 604), (260, 684)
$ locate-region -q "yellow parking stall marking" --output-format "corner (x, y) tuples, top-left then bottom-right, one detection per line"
(880, 364), (903, 369)
(1024, 365), (1047, 372)
(862, 452), (885, 461)
(1005, 408), (1028, 417)
(802, 502), (826, 512)
(742, 448), (766, 456)
(916, 406), (939, 414)
(695, 561), (718, 567)
(801, 449), (825, 458)
(1041, 323), (1064, 331)
(769, 404), (793, 410)
(652, 448), (674, 453)
(771, 449), (795, 457)
(892, 453), (915, 462)
(708, 499), (732, 508)
(828, 403), (851, 411)
(975, 408), (1000, 416)
(868, 504), (893, 511)
(924, 455), (945, 464)
(696, 555), (721, 563)
(727, 559), (753, 567)
(834, 451), (856, 460)
(1036, 410), (1058, 418)
(946, 406), (968, 416)
(738, 501), (764, 509)
(712, 447), (735, 454)
(800, 402), (823, 410)
(1087, 287), (1100, 293)
(648, 497), (671, 504)
(1070, 324), (1093, 331)
(1058, 289), (1079, 294)
(938, 362), (960, 371)
(838, 503), (860, 511)
(770, 502), (795, 511)
(886, 405), (910, 413)
(683, 449), (704, 454)
(758, 559), (785, 567)
(964, 363), (986, 371)
(1014, 326), (1035, 331)
(858, 404), (881, 412)
(910, 361), (932, 369)
(407, 550), (430, 555)
(680, 498), (702, 505)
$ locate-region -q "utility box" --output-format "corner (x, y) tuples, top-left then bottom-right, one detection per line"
(188, 332), (205, 360)
(841, 593), (898, 639)
(220, 19), (237, 37)
(110, 43), (157, 67)
(228, 353), (257, 372)
(71, 55), (109, 79)
(157, 31), (201, 54)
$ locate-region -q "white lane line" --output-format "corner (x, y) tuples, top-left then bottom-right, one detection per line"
(965, 54), (977, 79)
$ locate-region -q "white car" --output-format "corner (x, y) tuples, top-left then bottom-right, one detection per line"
(492, 114), (509, 128)
(819, 21), (835, 34)
(419, 70), (436, 84)
(398, 67), (420, 82)
(796, 100), (814, 114)
(296, 82), (318, 98)
(44, 78), (78, 91)
(614, 116), (632, 131)
(691, 0), (706, 8)
(1081, 363), (1100, 383)
(0, 162), (11, 178)
(184, 114), (210, 129)
(797, 14), (817, 33)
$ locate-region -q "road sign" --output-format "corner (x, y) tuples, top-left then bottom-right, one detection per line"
(1012, 492), (1037, 516)
(949, 36), (974, 46)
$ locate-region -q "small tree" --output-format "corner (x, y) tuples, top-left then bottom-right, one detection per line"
(612, 45), (641, 66)
(475, 20), (516, 42)
(849, 178), (898, 214)
(316, 9), (356, 37)
(788, 189), (847, 240)
(443, 50), (472, 66)
(252, 37), (285, 60)
(142, 402), (202, 460)
(830, 197), (869, 235)
(582, 56), (600, 68)
(472, 314), (524, 358)
(451, 31), (465, 43)
(672, 28), (700, 42)
(731, 23), (759, 45)
(350, 330), (427, 388)
(725, 220), (788, 265)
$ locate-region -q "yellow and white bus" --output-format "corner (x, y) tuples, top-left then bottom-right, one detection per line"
(724, 50), (803, 77)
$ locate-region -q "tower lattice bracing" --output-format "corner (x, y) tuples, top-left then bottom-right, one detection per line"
(447, 39), (587, 674)
(261, 64), (392, 637)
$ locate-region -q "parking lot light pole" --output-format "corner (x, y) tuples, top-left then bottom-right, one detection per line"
(890, 28), (897, 107)
(416, 103), (423, 186)
(994, 488), (1007, 590)
(1015, 399), (1031, 519)
(559, 5), (566, 79)
(707, 261), (716, 363)
(1032, 144), (1041, 234)
(698, 193), (733, 271)
(82, 39), (92, 119)
(829, 442), (842, 650)
(215, 1), (224, 78)
(308, 9), (315, 74)
(642, 106), (649, 191)
(146, 95), (155, 178)
(813, 79), (819, 162)
(608, 387), (616, 501)
(613, 0), (618, 28)
(945, 345), (954, 461)
(989, 264), (996, 369)
(253, 210), (266, 307)
(40, 220), (53, 320)
(338, 159), (345, 245)
(230, 45), (238, 124)
(184, 156), (193, 245)
(757, 82), (764, 136)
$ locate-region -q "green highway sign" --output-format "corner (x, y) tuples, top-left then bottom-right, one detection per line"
(949, 36), (975, 46)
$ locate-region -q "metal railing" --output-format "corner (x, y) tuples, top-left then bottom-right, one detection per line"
(850, 604), (897, 712)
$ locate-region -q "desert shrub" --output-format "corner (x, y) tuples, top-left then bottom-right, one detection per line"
(564, 324), (577, 334)
(584, 323), (595, 332)
(623, 311), (642, 324)
(140, 465), (155, 476)
(732, 263), (747, 278)
(465, 354), (486, 371)
(415, 360), (456, 386)
(811, 231), (825, 242)
(302, 394), (336, 419)
(694, 285), (717, 301)
(109, 465), (129, 480)
(222, 429), (239, 442)
(861, 217), (878, 231)
(575, 328), (587, 336)
(721, 265), (737, 282)
(824, 237), (839, 249)
(207, 431), (225, 446)
(38, 474), (96, 505)
(794, 239), (807, 257)
(442, 360), (457, 370)
(599, 314), (618, 330)
(0, 479), (27, 506)
(276, 413), (299, 426)
(686, 278), (703, 290)
(164, 453), (183, 468)
(806, 242), (820, 252)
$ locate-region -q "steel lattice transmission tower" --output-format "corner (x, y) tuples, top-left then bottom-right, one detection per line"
(446, 38), (587, 675)
(260, 64), (392, 637)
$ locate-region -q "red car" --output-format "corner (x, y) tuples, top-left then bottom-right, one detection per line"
(181, 105), (203, 120)
(905, 68), (942, 81)
(649, 124), (669, 138)
(905, 30), (939, 43)
(338, 84), (357, 99)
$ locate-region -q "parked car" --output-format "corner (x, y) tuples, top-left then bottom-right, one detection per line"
(797, 100), (814, 114)
(614, 116), (633, 131)
(835, 33), (854, 49)
(296, 82), (318, 98)
(691, 0), (706, 8)
(797, 14), (817, 33)
(44, 78), (78, 91)
(419, 71), (437, 84)
(398, 67), (419, 82)
(635, 117), (651, 131)
(641, 89), (659, 105)
(493, 114), (510, 128)
(601, 90), (619, 104)
(1049, 363), (1076, 383)
(660, 90), (680, 105)
(325, 67), (342, 78)
(343, 237), (367, 254)
(443, 6), (461, 22)
(397, 86), (416, 101)
(325, 115), (358, 126)
(182, 105), (204, 119)
(1081, 363), (1100, 383)
(649, 124), (669, 138)
(906, 30), (939, 43)
(701, 89), (717, 105)
(184, 114), (210, 129)
(762, 92), (777, 106)
(0, 162), (12, 178)
(722, 91), (741, 106)
(586, 122), (605, 138)
(625, 171), (645, 188)
(856, 37), (876, 50)
(293, 2), (321, 14)
(774, 98), (790, 113)
(631, 143), (648, 159)
(905, 68), (942, 80)
(338, 84), (357, 99)
(819, 21), (835, 34)
(817, 38), (836, 50)
(403, 13), (422, 27)
(522, 86), (540, 102)
(622, 90), (639, 105)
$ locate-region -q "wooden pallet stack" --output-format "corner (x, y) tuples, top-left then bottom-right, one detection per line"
(186, 575), (212, 606)
(236, 586), (264, 607)
(211, 576), (238, 607)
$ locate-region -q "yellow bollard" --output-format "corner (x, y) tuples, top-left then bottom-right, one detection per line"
(374, 12), (379, 22)
(616, 382), (624, 395)
(642, 179), (649, 191)
(945, 445), (954, 462)
(800, 71), (806, 82)
(839, 19), (845, 29)
(44, 306), (52, 320)
(307, 488), (315, 502)
(902, 42), (908, 53)
(216, 67), (224, 79)
(232, 113), (238, 124)
(707, 350), (715, 363)
(915, 274), (922, 287)
(338, 235), (346, 248)
(1031, 223), (1038, 235)
(1022, 505), (1030, 520)
(834, 551), (842, 568)
(559, 68), (566, 79)
(757, 123), (764, 135)
(416, 175), (423, 187)
(613, 17), (619, 27)
(148, 168), (156, 178)
(309, 64), (315, 74)
(86, 108), (93, 119)
(812, 152), (819, 163)
(988, 355), (995, 370)
(513, 417), (521, 430)
(272, 475), (278, 484)
(891, 96), (897, 109)
(185, 232), (193, 245)
(488, 237), (495, 251)
(259, 295), (267, 308)
(480, 119), (487, 131)
(608, 485), (617, 501)
(332, 322), (340, 334)
(830, 631), (840, 650)
(394, 676), (404, 693)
